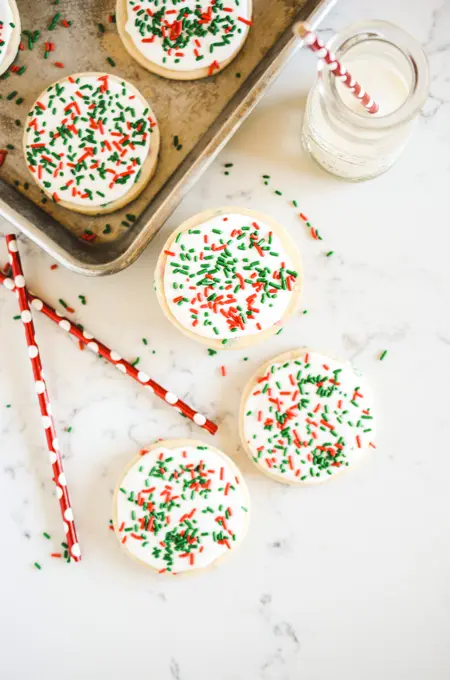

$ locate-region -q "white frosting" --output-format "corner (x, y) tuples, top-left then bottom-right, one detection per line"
(24, 74), (155, 208)
(115, 444), (249, 573)
(125, 0), (251, 72)
(242, 350), (376, 484)
(0, 0), (15, 73)
(162, 212), (300, 341)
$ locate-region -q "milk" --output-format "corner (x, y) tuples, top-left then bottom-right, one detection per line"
(336, 56), (410, 117)
(301, 23), (428, 181)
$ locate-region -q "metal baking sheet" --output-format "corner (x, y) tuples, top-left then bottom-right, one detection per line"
(0, 0), (334, 275)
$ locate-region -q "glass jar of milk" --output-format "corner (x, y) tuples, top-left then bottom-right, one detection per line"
(302, 21), (429, 181)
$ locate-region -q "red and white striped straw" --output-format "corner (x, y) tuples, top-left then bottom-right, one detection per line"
(0, 263), (218, 436)
(5, 235), (81, 562)
(294, 22), (379, 114)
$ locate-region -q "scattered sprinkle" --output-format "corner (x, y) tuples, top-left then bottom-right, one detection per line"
(208, 349), (217, 356)
(78, 295), (87, 305)
(379, 350), (388, 361)
(34, 562), (42, 570)
(58, 299), (75, 313)
(43, 532), (51, 540)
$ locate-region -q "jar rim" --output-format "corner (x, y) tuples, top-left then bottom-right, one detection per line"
(320, 20), (429, 130)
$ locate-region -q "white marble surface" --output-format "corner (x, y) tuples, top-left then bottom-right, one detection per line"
(1, 0), (450, 678)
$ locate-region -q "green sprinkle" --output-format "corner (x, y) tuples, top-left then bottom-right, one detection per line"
(48, 13), (61, 30)
(207, 349), (217, 356)
(275, 190), (282, 196)
(103, 224), (112, 235)
(34, 562), (42, 570)
(43, 532), (51, 540)
(131, 357), (140, 367)
(98, 23), (105, 33)
(142, 338), (148, 345)
(326, 251), (334, 257)
(78, 295), (87, 305)
(106, 57), (116, 67)
(379, 350), (388, 361)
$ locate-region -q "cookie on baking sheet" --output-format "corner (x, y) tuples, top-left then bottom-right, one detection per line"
(23, 73), (160, 215)
(155, 207), (302, 350)
(113, 439), (250, 574)
(240, 349), (376, 485)
(116, 0), (252, 80)
(0, 0), (21, 77)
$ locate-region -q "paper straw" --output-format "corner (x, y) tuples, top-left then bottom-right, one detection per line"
(294, 22), (379, 114)
(5, 235), (81, 562)
(0, 264), (218, 436)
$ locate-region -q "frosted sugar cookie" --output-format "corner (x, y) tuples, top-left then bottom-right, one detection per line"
(23, 73), (160, 215)
(117, 0), (252, 80)
(155, 207), (302, 349)
(113, 439), (250, 574)
(0, 0), (21, 77)
(240, 349), (376, 485)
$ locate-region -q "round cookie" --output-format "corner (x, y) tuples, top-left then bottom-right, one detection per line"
(155, 207), (302, 350)
(0, 0), (21, 76)
(117, 0), (252, 80)
(240, 349), (376, 485)
(23, 73), (160, 215)
(113, 439), (250, 574)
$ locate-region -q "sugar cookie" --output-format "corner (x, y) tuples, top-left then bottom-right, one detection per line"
(155, 207), (302, 349)
(23, 73), (159, 214)
(0, 0), (21, 77)
(113, 439), (250, 574)
(240, 349), (376, 484)
(117, 0), (252, 80)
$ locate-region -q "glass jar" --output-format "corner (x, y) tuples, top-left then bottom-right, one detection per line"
(301, 21), (429, 181)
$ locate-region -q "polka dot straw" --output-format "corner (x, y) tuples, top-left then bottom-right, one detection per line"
(294, 22), (379, 114)
(0, 261), (217, 436)
(5, 235), (81, 562)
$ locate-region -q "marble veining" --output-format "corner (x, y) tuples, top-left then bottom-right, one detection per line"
(0, 0), (449, 678)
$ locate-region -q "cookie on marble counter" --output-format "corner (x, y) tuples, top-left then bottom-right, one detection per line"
(113, 439), (250, 574)
(240, 348), (376, 485)
(155, 207), (302, 349)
